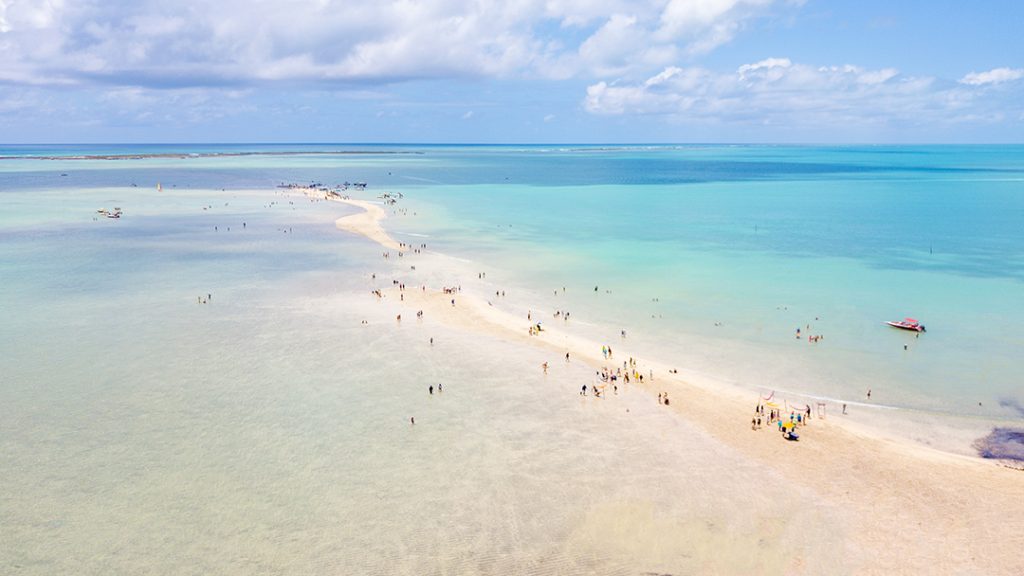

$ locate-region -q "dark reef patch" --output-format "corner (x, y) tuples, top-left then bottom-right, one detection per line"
(974, 428), (1024, 461)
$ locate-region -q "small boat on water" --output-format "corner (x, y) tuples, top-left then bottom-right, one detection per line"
(886, 317), (925, 332)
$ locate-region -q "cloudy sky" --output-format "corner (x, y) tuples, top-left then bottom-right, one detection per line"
(0, 0), (1021, 143)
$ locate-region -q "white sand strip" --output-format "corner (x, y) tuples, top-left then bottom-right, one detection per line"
(337, 197), (1024, 574)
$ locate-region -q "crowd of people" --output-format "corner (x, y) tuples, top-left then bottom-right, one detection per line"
(341, 187), (826, 444)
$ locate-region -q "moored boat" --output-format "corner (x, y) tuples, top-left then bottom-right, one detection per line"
(886, 317), (925, 332)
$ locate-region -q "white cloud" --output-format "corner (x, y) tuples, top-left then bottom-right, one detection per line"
(0, 0), (9, 34)
(855, 67), (899, 85)
(583, 58), (1018, 130)
(0, 0), (789, 88)
(577, 14), (645, 76)
(959, 67), (1024, 86)
(737, 57), (790, 81)
(657, 0), (773, 54)
(543, 0), (636, 27)
(461, 110), (474, 120)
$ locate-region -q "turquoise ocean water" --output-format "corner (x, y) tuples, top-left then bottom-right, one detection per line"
(3, 144), (1023, 419)
(1, 144), (1022, 573)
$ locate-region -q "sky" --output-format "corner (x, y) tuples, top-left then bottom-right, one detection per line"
(0, 0), (1022, 143)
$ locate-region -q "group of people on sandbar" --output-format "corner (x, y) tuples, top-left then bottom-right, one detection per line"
(751, 402), (812, 440)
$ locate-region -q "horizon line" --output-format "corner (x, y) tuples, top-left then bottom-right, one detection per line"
(3, 141), (1023, 147)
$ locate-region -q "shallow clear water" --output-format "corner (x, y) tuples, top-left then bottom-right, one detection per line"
(4, 144), (1023, 419)
(1, 144), (1022, 572)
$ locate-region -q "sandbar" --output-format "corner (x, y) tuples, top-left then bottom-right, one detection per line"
(338, 193), (1024, 573)
(307, 189), (403, 251)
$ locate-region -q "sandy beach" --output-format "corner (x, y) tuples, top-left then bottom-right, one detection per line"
(341, 194), (1024, 574)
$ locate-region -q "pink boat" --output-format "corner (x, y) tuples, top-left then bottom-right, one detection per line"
(886, 317), (926, 332)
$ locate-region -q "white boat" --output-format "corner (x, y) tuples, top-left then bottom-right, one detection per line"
(886, 317), (925, 332)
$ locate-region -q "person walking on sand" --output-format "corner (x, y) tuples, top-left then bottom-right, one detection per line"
(565, 352), (570, 362)
(542, 362), (548, 374)
(429, 385), (433, 395)
(580, 384), (587, 396)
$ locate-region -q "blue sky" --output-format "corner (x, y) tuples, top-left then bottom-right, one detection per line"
(0, 0), (1021, 143)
